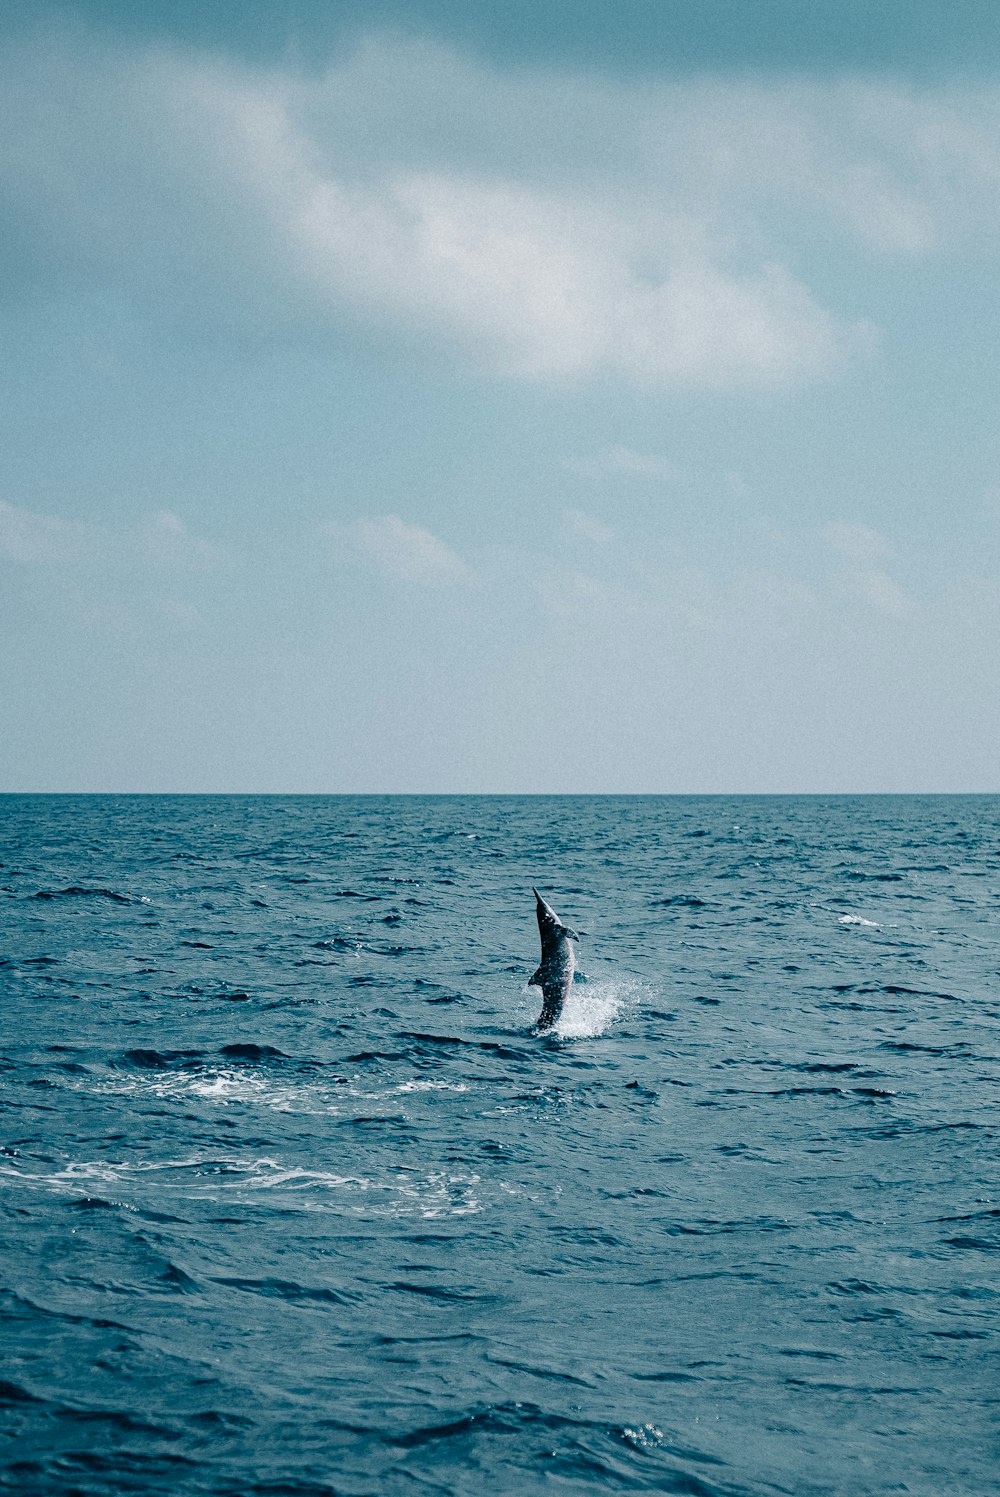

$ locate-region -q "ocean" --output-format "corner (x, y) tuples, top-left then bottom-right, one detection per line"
(1, 794), (996, 1495)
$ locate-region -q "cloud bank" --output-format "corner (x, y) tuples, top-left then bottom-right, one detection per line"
(7, 31), (998, 389)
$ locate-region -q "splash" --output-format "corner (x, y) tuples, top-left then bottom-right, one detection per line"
(544, 975), (645, 1039)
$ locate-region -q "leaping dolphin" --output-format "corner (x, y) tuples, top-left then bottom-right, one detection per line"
(529, 887), (580, 1032)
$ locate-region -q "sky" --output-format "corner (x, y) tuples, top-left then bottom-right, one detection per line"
(2, 2), (1000, 793)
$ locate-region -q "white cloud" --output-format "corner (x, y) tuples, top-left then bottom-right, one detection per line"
(823, 521), (912, 618)
(823, 521), (888, 565)
(568, 443), (688, 479)
(0, 500), (92, 565)
(0, 31), (930, 389)
(141, 509), (227, 571)
(563, 509), (615, 545)
(0, 499), (225, 574)
(352, 515), (474, 587)
(858, 567), (911, 619)
(285, 166), (846, 383)
(5, 32), (1000, 388)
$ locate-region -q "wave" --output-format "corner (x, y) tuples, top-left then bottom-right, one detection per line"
(32, 885), (146, 904)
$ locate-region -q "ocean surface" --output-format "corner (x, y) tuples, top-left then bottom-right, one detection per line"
(1, 794), (997, 1496)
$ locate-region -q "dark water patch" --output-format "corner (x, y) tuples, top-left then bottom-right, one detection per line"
(486, 1354), (593, 1387)
(936, 1207), (1000, 1224)
(161, 1262), (200, 1293)
(390, 1283), (498, 1303)
(187, 1408), (255, 1431)
(790, 1061), (860, 1075)
(210, 1276), (356, 1306)
(882, 983), (958, 999)
(630, 1369), (703, 1383)
(767, 1085), (845, 1098)
(33, 886), (135, 904)
(664, 1216), (793, 1238)
(345, 1114), (411, 1127)
(881, 1039), (969, 1055)
(930, 1327), (990, 1339)
(397, 1031), (466, 1048)
(120, 1049), (204, 1069)
(218, 1044), (286, 1062)
(0, 1379), (45, 1405)
(344, 1049), (407, 1063)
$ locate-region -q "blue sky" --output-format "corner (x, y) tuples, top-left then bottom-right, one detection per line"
(2, 2), (1000, 791)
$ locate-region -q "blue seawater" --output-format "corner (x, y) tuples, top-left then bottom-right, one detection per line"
(1, 794), (997, 1496)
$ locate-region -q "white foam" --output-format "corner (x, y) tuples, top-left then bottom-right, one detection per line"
(523, 974), (645, 1039)
(74, 1069), (331, 1113)
(390, 1079), (469, 1094)
(0, 1154), (486, 1218)
(67, 1069), (469, 1115)
(838, 914), (880, 929)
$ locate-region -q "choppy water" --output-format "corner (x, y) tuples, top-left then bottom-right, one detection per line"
(1, 794), (997, 1496)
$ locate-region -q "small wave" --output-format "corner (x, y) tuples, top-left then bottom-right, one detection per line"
(218, 1043), (286, 1062)
(209, 1275), (356, 1305)
(121, 1048), (203, 1068)
(837, 914), (880, 928)
(33, 885), (134, 904)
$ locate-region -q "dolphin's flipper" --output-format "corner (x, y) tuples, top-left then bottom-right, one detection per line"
(529, 967), (544, 987)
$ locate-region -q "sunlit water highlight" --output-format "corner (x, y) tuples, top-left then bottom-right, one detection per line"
(1, 794), (997, 1496)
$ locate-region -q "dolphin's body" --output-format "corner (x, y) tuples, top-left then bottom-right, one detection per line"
(529, 887), (580, 1031)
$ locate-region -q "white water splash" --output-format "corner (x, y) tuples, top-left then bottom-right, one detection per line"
(838, 914), (880, 929)
(523, 974), (645, 1039)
